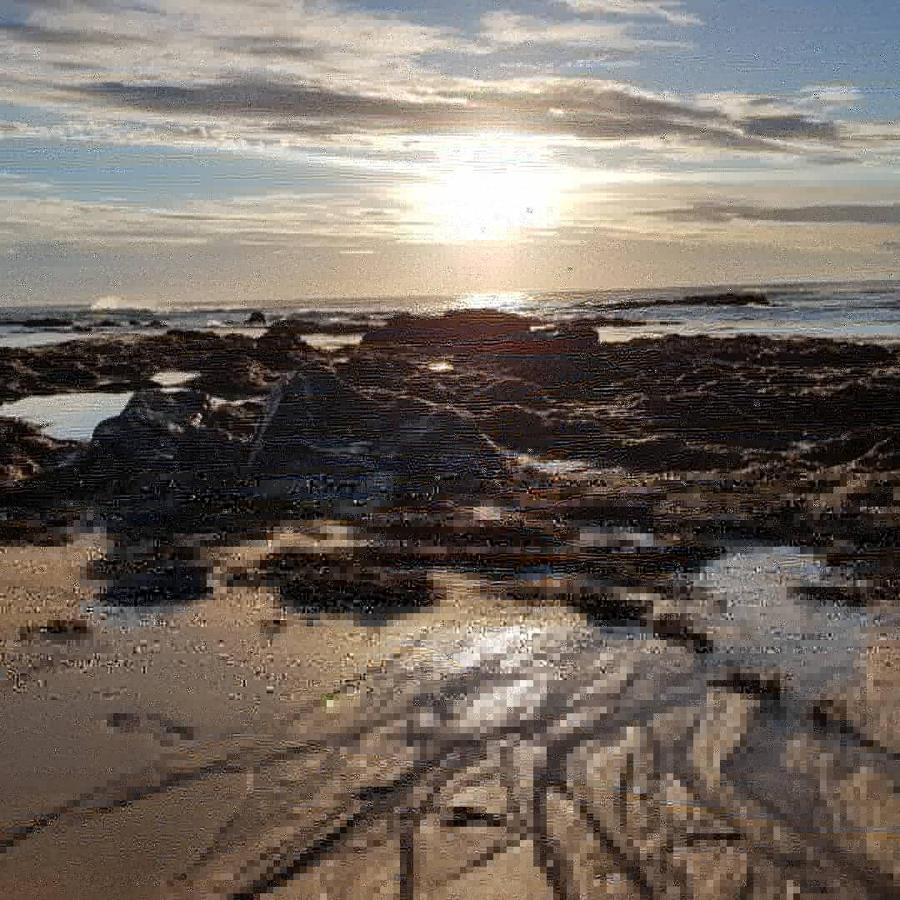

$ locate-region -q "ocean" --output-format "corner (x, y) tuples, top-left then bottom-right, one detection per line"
(2, 279), (899, 350)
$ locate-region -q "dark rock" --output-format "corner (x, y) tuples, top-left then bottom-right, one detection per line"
(89, 540), (211, 605)
(0, 329), (259, 402)
(361, 309), (541, 351)
(460, 376), (549, 409)
(651, 613), (714, 653)
(477, 404), (555, 453)
(245, 311), (267, 326)
(274, 562), (432, 621)
(0, 417), (81, 483)
(6, 317), (73, 328)
(88, 389), (261, 477)
(279, 316), (367, 335)
(191, 358), (280, 398)
(708, 669), (785, 700)
(255, 320), (317, 361)
(681, 291), (769, 306)
(250, 363), (505, 493)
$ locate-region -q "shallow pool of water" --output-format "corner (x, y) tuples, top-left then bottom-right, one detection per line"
(0, 392), (134, 441)
(301, 333), (365, 351)
(151, 370), (200, 387)
(696, 544), (870, 697)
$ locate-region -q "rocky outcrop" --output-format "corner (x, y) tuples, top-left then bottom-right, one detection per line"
(0, 417), (79, 483)
(4, 312), (899, 504)
(681, 291), (769, 306)
(361, 309), (542, 351)
(88, 389), (262, 477)
(250, 363), (505, 493)
(191, 358), (281, 398)
(0, 330), (259, 402)
(253, 320), (317, 364)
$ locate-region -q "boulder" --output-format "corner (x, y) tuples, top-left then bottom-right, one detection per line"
(89, 389), (260, 476)
(255, 320), (317, 362)
(245, 310), (267, 326)
(250, 363), (505, 494)
(191, 358), (280, 398)
(361, 309), (540, 351)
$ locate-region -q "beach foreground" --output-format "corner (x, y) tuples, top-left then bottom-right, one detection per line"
(0, 309), (897, 897)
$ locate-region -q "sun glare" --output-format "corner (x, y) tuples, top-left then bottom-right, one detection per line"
(408, 135), (566, 243)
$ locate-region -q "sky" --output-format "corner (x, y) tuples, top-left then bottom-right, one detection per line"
(0, 0), (898, 306)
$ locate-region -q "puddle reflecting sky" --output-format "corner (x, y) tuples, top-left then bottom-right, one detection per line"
(0, 392), (133, 441)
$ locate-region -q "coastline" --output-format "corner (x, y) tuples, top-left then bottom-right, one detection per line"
(0, 305), (897, 896)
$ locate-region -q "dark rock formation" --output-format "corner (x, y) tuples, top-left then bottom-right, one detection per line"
(279, 316), (370, 335)
(254, 321), (317, 363)
(88, 389), (262, 478)
(87, 539), (212, 605)
(0, 417), (79, 483)
(256, 555), (433, 621)
(681, 291), (769, 306)
(250, 363), (505, 493)
(245, 311), (267, 326)
(3, 316), (73, 328)
(361, 309), (541, 351)
(191, 358), (280, 398)
(0, 330), (279, 403)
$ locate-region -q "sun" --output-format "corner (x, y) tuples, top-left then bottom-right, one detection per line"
(407, 135), (566, 243)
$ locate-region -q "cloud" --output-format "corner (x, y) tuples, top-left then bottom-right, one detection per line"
(0, 0), (893, 167)
(0, 22), (138, 47)
(0, 0), (464, 88)
(559, 1), (701, 26)
(72, 79), (448, 125)
(739, 115), (840, 142)
(1, 0), (898, 274)
(0, 183), (445, 250)
(652, 202), (900, 225)
(477, 10), (682, 50)
(45, 72), (857, 161)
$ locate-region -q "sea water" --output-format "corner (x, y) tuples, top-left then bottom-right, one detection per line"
(2, 280), (899, 349)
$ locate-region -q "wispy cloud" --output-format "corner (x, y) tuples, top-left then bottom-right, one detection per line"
(652, 202), (900, 225)
(0, 0), (894, 167)
(476, 10), (685, 50)
(559, 1), (702, 27)
(0, 189), (411, 249)
(5, 72), (880, 166)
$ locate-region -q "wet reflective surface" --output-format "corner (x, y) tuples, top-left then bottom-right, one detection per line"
(0, 392), (134, 441)
(0, 525), (895, 898)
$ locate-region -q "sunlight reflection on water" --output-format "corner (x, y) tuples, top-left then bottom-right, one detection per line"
(454, 292), (531, 313)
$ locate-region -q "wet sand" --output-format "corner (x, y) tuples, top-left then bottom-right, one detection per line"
(1, 524), (896, 898)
